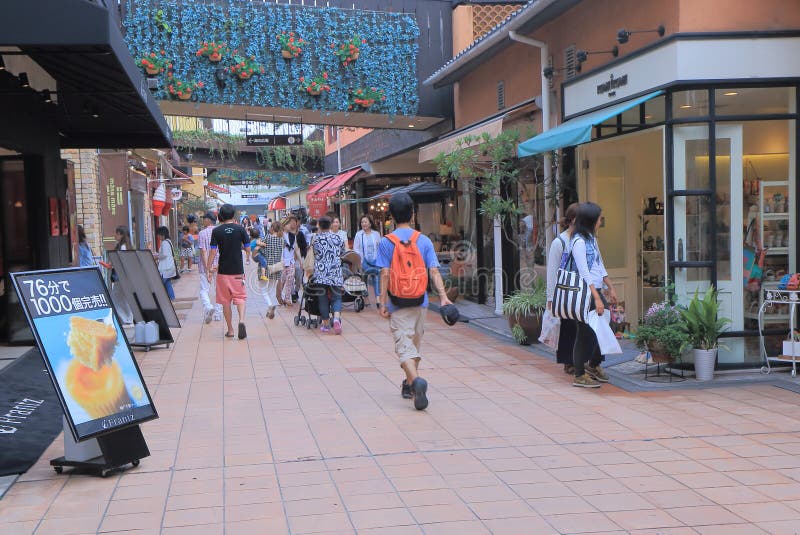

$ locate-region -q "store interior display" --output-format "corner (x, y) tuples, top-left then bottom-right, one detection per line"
(639, 199), (665, 320)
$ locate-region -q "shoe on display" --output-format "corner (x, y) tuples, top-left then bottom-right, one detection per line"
(572, 373), (601, 388)
(412, 377), (428, 410)
(585, 365), (609, 383)
(401, 380), (413, 399)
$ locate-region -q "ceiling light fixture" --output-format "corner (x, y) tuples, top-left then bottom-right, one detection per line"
(18, 72), (29, 88)
(0, 56), (5, 71)
(680, 104), (692, 109)
(41, 89), (53, 103)
(617, 24), (666, 44)
(723, 91), (739, 96)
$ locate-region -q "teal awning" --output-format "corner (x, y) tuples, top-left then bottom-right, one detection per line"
(517, 91), (663, 157)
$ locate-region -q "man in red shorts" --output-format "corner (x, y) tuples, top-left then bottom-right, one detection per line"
(206, 204), (250, 339)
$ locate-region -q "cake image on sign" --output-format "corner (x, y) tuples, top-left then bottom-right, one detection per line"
(64, 315), (131, 418)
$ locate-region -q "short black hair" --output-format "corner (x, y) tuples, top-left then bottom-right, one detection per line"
(389, 192), (414, 224)
(182, 226), (190, 232)
(156, 226), (170, 239)
(249, 228), (260, 238)
(318, 216), (332, 230)
(574, 201), (602, 240)
(219, 203), (235, 222)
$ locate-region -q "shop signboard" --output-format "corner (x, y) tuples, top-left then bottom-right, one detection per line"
(99, 154), (130, 251)
(245, 134), (302, 146)
(10, 268), (158, 442)
(306, 193), (329, 218)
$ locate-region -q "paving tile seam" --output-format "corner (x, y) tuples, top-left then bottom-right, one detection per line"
(27, 472), (68, 534)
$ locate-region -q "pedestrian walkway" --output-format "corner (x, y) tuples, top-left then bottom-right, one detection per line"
(4, 269), (800, 534)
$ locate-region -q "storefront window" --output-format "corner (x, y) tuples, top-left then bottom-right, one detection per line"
(645, 95), (666, 124)
(714, 87), (795, 116)
(672, 90), (710, 119)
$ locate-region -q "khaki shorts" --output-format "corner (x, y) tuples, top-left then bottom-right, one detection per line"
(389, 306), (426, 365)
(216, 273), (247, 306)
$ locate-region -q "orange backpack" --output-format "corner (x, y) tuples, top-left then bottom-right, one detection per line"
(387, 231), (428, 307)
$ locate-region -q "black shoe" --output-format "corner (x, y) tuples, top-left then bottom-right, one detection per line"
(292, 293), (299, 303)
(401, 380), (413, 399)
(238, 322), (247, 340)
(412, 377), (428, 410)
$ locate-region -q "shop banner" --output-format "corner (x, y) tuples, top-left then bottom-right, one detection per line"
(99, 153), (130, 251)
(10, 268), (158, 442)
(306, 193), (329, 218)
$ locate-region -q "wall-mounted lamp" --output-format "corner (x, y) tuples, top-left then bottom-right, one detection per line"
(617, 24), (665, 44)
(41, 89), (53, 103)
(18, 72), (29, 88)
(543, 66), (570, 80)
(0, 56), (5, 71)
(575, 46), (619, 72)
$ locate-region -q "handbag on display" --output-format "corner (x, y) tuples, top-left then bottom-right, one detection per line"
(551, 237), (591, 323)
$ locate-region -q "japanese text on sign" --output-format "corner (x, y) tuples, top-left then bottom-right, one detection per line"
(19, 278), (108, 318)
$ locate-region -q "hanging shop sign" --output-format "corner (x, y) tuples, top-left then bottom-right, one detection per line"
(10, 268), (158, 442)
(245, 134), (303, 146)
(230, 180), (259, 186)
(240, 194), (259, 199)
(99, 154), (130, 250)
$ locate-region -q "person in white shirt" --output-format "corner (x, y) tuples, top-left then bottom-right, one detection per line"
(569, 202), (618, 388)
(353, 214), (382, 311)
(197, 212), (222, 323)
(328, 212), (349, 247)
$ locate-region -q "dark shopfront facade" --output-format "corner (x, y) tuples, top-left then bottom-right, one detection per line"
(520, 32), (800, 367)
(0, 0), (171, 343)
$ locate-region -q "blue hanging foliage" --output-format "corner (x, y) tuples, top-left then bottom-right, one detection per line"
(122, 0), (420, 117)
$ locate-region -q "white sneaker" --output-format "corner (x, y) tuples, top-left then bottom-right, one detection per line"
(203, 308), (214, 324)
(213, 314), (222, 322)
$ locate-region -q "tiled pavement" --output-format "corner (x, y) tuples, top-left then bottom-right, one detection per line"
(4, 270), (800, 534)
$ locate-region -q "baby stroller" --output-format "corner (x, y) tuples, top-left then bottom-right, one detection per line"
(294, 280), (323, 329)
(341, 250), (368, 312)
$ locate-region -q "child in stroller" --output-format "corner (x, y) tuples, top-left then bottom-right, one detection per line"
(340, 250), (368, 312)
(294, 279), (323, 329)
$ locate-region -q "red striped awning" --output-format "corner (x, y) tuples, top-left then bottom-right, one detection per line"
(268, 197), (286, 211)
(317, 167), (361, 194)
(307, 176), (334, 194)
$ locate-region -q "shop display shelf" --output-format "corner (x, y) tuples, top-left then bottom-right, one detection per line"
(763, 213), (790, 221)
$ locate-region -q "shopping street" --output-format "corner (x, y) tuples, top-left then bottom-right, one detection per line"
(4, 271), (800, 534)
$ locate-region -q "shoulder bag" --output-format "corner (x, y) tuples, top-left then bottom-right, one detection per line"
(165, 239), (181, 280)
(551, 237), (590, 323)
(302, 236), (316, 275)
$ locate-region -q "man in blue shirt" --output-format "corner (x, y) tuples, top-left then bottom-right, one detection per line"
(378, 193), (452, 410)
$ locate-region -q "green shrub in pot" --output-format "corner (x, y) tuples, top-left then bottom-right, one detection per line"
(503, 277), (546, 345)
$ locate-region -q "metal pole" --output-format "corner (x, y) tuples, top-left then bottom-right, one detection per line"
(336, 126), (342, 173)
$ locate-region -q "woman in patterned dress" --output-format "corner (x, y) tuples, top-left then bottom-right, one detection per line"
(261, 221), (285, 319)
(312, 216), (346, 334)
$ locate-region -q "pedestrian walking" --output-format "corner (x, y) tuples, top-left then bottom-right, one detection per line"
(77, 225), (96, 267)
(377, 193), (452, 410)
(261, 221), (284, 319)
(179, 225), (194, 272)
(250, 228), (268, 280)
(110, 226), (135, 325)
(312, 216), (346, 334)
(155, 226), (177, 301)
(354, 214), (382, 312)
(197, 212), (222, 323)
(569, 202), (618, 388)
(279, 215), (299, 306)
(207, 204), (250, 339)
(327, 211), (349, 246)
(546, 203), (579, 374)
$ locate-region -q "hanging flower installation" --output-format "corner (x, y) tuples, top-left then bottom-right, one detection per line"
(168, 79), (203, 100)
(333, 34), (366, 66)
(298, 72), (331, 96)
(139, 50), (170, 75)
(277, 31), (306, 59)
(348, 87), (385, 110)
(229, 53), (265, 80)
(196, 41), (228, 62)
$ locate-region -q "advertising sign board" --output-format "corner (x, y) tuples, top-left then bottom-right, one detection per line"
(10, 268), (158, 442)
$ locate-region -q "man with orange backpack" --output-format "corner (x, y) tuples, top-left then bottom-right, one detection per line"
(378, 193), (452, 410)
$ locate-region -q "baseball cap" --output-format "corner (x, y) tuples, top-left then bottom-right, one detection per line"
(203, 211), (217, 223)
(440, 304), (460, 326)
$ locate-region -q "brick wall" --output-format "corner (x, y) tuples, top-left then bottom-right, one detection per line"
(61, 149), (102, 254)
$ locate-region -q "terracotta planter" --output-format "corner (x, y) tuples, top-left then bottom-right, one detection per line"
(208, 53), (222, 62)
(648, 343), (674, 363)
(350, 51), (360, 61)
(307, 88), (322, 96)
(238, 72), (250, 80)
(508, 313), (541, 346)
(178, 91), (192, 100)
(281, 49), (294, 59)
(145, 66), (161, 75)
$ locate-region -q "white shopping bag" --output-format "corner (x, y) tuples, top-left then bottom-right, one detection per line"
(587, 310), (622, 355)
(538, 309), (560, 350)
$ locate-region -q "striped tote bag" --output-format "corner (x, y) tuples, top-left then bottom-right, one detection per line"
(552, 240), (591, 323)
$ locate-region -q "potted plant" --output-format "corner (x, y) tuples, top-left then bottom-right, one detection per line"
(139, 50), (170, 75)
(298, 72), (331, 96)
(680, 287), (731, 381)
(229, 54), (265, 80)
(168, 80), (203, 100)
(333, 35), (366, 66)
(277, 32), (306, 59)
(348, 87), (385, 111)
(634, 300), (691, 363)
(503, 277), (546, 346)
(196, 41), (228, 62)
